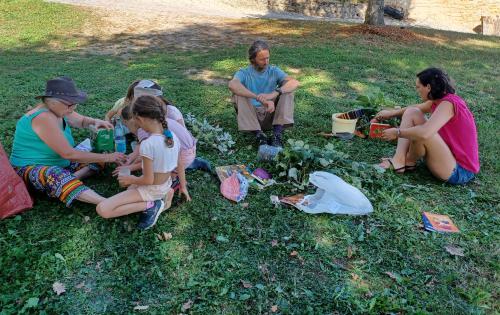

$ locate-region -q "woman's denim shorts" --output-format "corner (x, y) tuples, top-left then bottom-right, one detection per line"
(447, 164), (475, 185)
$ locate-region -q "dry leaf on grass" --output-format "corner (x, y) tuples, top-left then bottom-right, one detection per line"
(75, 282), (85, 289)
(133, 305), (149, 311)
(271, 305), (278, 312)
(163, 232), (173, 241)
(445, 245), (464, 257)
(52, 281), (66, 295)
(271, 240), (278, 247)
(241, 202), (249, 208)
(385, 272), (397, 279)
(182, 299), (193, 311)
(241, 280), (253, 288)
(290, 250), (298, 257)
(83, 216), (90, 223)
(156, 232), (173, 241)
(347, 246), (353, 259)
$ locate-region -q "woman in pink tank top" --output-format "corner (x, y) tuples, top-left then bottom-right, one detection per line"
(375, 67), (479, 185)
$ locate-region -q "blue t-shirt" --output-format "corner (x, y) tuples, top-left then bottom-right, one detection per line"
(234, 65), (287, 107)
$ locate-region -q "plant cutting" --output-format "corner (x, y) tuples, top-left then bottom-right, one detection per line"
(185, 113), (235, 154)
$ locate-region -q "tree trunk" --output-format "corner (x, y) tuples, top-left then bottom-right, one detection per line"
(364, 0), (385, 25)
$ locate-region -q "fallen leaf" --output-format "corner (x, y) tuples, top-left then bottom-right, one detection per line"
(351, 273), (360, 281)
(133, 305), (149, 311)
(241, 203), (249, 208)
(83, 216), (90, 223)
(445, 245), (464, 257)
(332, 259), (349, 270)
(271, 240), (278, 247)
(156, 234), (163, 241)
(96, 261), (102, 271)
(162, 232), (173, 241)
(241, 280), (253, 289)
(182, 299), (193, 311)
(347, 246), (353, 259)
(75, 282), (85, 289)
(426, 277), (436, 287)
(384, 271), (402, 283)
(290, 250), (298, 257)
(52, 281), (66, 295)
(271, 305), (278, 312)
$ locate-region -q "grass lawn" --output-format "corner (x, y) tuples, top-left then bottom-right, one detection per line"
(0, 0), (499, 313)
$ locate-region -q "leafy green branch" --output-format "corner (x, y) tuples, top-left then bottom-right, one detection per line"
(271, 139), (386, 194)
(185, 113), (235, 154)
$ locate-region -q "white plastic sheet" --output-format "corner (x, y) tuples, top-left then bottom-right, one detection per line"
(296, 171), (373, 215)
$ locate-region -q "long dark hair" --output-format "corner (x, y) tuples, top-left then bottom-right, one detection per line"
(417, 67), (455, 100)
(131, 95), (174, 148)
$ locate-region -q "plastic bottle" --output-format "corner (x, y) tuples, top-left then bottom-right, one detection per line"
(257, 144), (283, 161)
(114, 118), (127, 153)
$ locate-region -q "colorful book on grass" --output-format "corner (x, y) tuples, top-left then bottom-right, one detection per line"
(422, 212), (460, 233)
(369, 123), (391, 139)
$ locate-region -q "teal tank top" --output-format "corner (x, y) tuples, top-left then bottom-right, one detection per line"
(10, 109), (74, 167)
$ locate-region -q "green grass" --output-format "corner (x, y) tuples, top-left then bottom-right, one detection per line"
(1, 1), (499, 313)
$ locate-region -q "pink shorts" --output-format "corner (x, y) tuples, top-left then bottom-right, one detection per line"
(179, 147), (196, 168)
(130, 178), (172, 201)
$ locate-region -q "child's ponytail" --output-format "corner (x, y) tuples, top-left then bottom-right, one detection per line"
(159, 105), (174, 148)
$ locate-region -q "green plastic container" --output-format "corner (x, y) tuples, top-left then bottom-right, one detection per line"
(90, 126), (114, 153)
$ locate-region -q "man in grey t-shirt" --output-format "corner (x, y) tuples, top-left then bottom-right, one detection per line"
(228, 40), (299, 147)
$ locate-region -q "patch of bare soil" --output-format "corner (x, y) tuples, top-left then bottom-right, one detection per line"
(340, 24), (420, 42)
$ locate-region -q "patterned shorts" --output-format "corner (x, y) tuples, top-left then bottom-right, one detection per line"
(15, 162), (94, 207)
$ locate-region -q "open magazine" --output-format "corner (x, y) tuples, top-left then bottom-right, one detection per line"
(215, 165), (275, 190)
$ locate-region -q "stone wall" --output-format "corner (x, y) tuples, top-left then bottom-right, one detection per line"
(224, 0), (500, 35)
(389, 0), (500, 35)
(221, 0), (367, 20)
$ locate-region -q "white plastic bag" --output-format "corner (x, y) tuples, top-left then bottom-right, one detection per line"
(296, 171), (373, 215)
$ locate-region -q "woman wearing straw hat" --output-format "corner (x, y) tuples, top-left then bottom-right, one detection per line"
(9, 77), (127, 206)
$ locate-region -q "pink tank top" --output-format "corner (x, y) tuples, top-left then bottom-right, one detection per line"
(431, 94), (480, 173)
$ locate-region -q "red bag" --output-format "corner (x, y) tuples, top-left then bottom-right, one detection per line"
(0, 143), (33, 219)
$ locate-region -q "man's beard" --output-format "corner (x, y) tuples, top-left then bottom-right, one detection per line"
(255, 64), (267, 72)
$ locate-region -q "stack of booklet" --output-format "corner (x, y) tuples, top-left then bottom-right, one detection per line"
(422, 212), (460, 233)
(215, 165), (275, 190)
